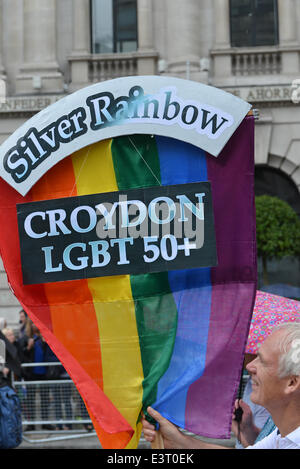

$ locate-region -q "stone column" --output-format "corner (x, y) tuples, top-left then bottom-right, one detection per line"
(278, 0), (299, 74)
(69, 0), (90, 90)
(0, 0), (5, 103)
(138, 0), (154, 51)
(165, 0), (202, 78)
(212, 0), (231, 80)
(0, 0), (5, 79)
(16, 0), (63, 94)
(214, 0), (231, 49)
(278, 0), (297, 45)
(136, 0), (157, 75)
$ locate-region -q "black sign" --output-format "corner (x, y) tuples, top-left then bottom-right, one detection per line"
(17, 182), (217, 285)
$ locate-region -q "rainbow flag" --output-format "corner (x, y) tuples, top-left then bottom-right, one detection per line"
(0, 116), (256, 448)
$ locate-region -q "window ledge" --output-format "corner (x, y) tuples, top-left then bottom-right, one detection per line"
(211, 45), (300, 55)
(68, 51), (159, 85)
(69, 50), (158, 61)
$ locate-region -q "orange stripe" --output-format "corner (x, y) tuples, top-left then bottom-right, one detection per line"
(31, 157), (103, 389)
(30, 154), (133, 448)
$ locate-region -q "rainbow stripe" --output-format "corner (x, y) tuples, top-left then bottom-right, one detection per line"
(0, 116), (256, 447)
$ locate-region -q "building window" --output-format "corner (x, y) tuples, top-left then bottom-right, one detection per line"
(91, 0), (138, 53)
(255, 166), (300, 216)
(230, 0), (279, 47)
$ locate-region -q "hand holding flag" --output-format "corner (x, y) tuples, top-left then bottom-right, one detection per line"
(142, 406), (188, 449)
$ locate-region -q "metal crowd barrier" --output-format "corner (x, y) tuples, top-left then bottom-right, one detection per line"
(13, 362), (96, 444)
(12, 363), (249, 445)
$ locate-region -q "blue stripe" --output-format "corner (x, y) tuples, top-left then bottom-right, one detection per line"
(153, 136), (212, 428)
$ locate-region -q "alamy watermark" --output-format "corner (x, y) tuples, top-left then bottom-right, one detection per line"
(94, 195), (205, 248)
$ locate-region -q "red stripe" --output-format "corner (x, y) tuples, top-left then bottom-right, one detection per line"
(0, 156), (134, 447)
(0, 178), (53, 331)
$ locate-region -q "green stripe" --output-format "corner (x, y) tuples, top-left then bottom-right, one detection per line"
(111, 135), (178, 410)
(111, 134), (161, 190)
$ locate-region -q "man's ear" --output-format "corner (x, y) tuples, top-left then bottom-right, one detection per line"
(284, 375), (300, 395)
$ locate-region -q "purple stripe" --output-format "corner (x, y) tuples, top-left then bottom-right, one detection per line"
(185, 117), (257, 438)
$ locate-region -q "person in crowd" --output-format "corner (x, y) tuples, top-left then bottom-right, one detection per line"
(2, 327), (16, 344)
(21, 319), (55, 430)
(18, 309), (28, 340)
(2, 326), (29, 378)
(44, 344), (73, 431)
(16, 314), (32, 366)
(0, 328), (21, 388)
(142, 322), (300, 449)
(20, 318), (74, 431)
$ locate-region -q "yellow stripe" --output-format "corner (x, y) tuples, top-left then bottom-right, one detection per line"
(71, 140), (144, 448)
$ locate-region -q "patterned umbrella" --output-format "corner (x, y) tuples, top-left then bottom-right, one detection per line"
(245, 290), (300, 354)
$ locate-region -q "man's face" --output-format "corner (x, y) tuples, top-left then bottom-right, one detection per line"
(246, 330), (288, 408)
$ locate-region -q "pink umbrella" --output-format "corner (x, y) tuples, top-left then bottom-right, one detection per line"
(245, 290), (300, 355)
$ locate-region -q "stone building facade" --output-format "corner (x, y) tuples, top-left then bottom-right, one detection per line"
(0, 0), (300, 325)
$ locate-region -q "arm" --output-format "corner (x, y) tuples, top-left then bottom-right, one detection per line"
(142, 407), (231, 450)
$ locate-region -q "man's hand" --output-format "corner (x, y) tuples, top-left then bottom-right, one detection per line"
(231, 399), (260, 447)
(142, 406), (230, 449)
(142, 406), (187, 449)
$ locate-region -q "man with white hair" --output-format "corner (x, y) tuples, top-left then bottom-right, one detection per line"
(142, 322), (300, 449)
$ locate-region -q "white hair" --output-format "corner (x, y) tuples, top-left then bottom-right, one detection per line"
(273, 322), (300, 378)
